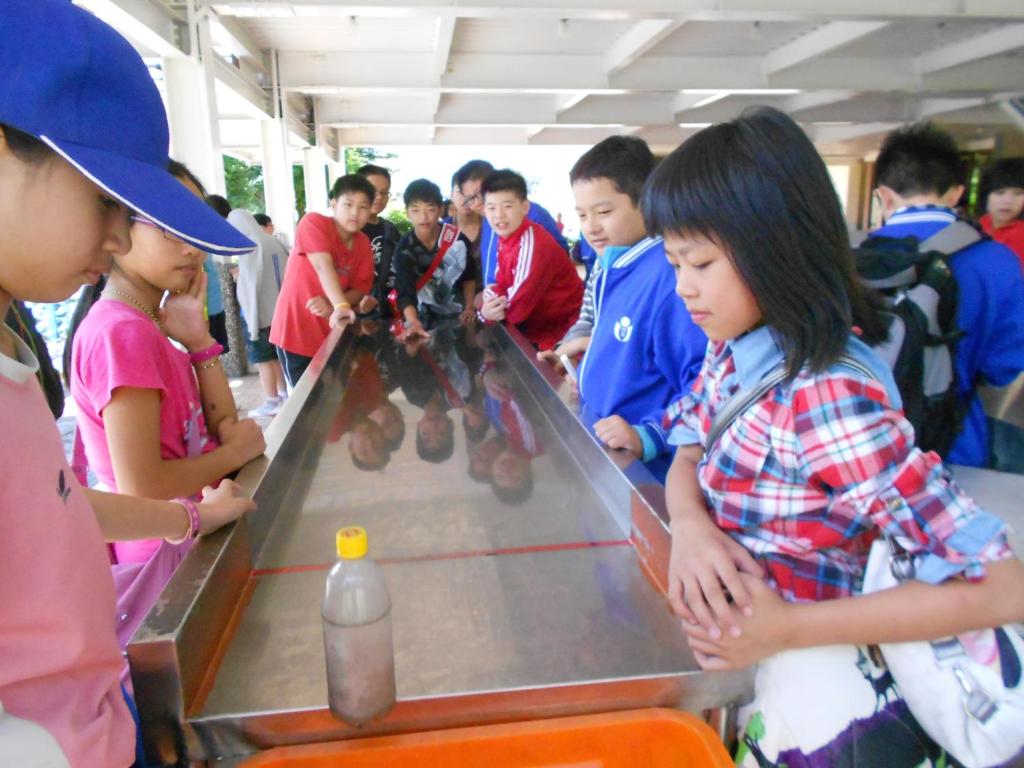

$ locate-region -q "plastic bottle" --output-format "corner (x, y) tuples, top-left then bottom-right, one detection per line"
(321, 526), (396, 725)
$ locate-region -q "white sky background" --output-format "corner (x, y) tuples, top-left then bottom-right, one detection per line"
(372, 145), (590, 239)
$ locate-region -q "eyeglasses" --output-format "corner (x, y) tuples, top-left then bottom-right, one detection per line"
(374, 190), (391, 201)
(462, 193), (483, 206)
(130, 214), (184, 243)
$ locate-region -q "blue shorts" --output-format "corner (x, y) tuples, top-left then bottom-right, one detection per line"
(241, 319), (278, 365)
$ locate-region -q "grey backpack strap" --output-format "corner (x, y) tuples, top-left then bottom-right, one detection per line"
(705, 353), (877, 454)
(835, 352), (876, 381)
(706, 367), (787, 453)
(919, 221), (981, 256)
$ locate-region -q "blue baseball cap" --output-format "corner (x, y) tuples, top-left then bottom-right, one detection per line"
(0, 0), (253, 256)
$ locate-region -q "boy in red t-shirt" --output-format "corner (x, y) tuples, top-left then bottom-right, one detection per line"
(479, 169), (583, 349)
(270, 174), (376, 386)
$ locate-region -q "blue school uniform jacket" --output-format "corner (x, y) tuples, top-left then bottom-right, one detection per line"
(872, 206), (1024, 467)
(480, 200), (569, 286)
(577, 237), (706, 481)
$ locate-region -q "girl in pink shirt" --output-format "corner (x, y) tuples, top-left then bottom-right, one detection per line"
(1, 3), (257, 765)
(70, 164), (266, 657)
(70, 164), (266, 565)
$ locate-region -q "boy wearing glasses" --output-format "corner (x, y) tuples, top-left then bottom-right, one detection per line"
(452, 159), (569, 292)
(356, 164), (402, 317)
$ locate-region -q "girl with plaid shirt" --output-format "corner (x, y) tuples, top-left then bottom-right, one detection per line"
(644, 107), (1024, 766)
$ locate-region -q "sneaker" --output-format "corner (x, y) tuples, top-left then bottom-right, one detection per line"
(250, 398), (281, 418)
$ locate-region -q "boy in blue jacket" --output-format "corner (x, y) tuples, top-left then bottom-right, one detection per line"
(871, 123), (1024, 468)
(546, 136), (706, 482)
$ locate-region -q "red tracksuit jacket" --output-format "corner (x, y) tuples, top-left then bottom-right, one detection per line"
(488, 219), (583, 350)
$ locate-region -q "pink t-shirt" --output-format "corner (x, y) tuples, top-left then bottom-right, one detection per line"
(71, 299), (218, 563)
(0, 328), (135, 767)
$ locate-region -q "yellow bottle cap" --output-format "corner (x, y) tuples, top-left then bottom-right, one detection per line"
(336, 526), (368, 559)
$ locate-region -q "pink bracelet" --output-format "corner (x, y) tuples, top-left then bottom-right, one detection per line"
(189, 342), (224, 365)
(172, 497), (201, 540)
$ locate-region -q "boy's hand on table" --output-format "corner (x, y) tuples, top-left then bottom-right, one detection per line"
(357, 294), (378, 314)
(399, 318), (431, 342)
(480, 294), (507, 322)
(306, 295), (331, 317)
(594, 415), (643, 458)
(329, 304), (356, 328)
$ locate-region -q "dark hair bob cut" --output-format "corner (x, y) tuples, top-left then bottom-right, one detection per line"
(643, 106), (886, 379)
(979, 157), (1024, 217)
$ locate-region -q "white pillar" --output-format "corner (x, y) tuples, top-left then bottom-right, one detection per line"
(328, 157), (346, 191)
(260, 117), (297, 241)
(162, 9), (224, 195)
(303, 147), (330, 215)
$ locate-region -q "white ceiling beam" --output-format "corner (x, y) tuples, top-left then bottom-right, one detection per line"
(440, 96), (561, 125)
(281, 52), (441, 90)
(317, 94), (447, 125)
(73, 0), (185, 58)
(1000, 98), (1024, 131)
(914, 23), (1024, 75)
(763, 21), (889, 75)
(672, 92), (724, 113)
(555, 93), (590, 115)
(567, 96), (676, 125)
(281, 51), (1024, 97)
(335, 125), (439, 145)
(604, 19), (683, 76)
(811, 121), (901, 143)
(784, 89), (859, 113)
(317, 95), (681, 127)
(619, 54), (908, 90)
(917, 96), (988, 118)
(212, 1), (1024, 22)
(214, 57), (271, 118)
(211, 13), (266, 70)
(433, 17), (457, 77)
(445, 53), (610, 90)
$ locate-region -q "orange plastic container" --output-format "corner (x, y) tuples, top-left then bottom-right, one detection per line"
(239, 708), (732, 767)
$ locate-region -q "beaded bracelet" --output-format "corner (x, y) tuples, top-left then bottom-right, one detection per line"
(195, 358), (220, 371)
(189, 342), (224, 365)
(167, 497), (201, 543)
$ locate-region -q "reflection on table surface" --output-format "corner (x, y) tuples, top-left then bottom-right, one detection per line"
(258, 320), (623, 568)
(195, 320), (751, 733)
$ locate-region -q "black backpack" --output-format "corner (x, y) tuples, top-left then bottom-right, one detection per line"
(852, 222), (980, 456)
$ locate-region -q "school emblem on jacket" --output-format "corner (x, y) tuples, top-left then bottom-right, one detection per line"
(613, 316), (633, 343)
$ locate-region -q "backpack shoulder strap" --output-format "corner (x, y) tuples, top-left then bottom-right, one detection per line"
(706, 367), (787, 453)
(705, 354), (876, 454)
(918, 220), (981, 256)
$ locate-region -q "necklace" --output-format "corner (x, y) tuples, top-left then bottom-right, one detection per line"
(106, 287), (160, 324)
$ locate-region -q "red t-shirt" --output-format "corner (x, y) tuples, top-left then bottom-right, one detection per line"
(270, 212), (374, 357)
(981, 214), (1024, 273)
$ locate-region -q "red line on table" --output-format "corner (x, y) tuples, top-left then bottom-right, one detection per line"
(251, 538), (631, 577)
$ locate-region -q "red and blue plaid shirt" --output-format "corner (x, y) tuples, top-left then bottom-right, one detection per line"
(664, 327), (1011, 603)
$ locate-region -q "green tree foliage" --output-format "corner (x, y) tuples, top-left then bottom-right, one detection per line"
(385, 208), (412, 235)
(292, 164), (306, 219)
(223, 156), (308, 222)
(223, 155), (265, 212)
(344, 146), (397, 175)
